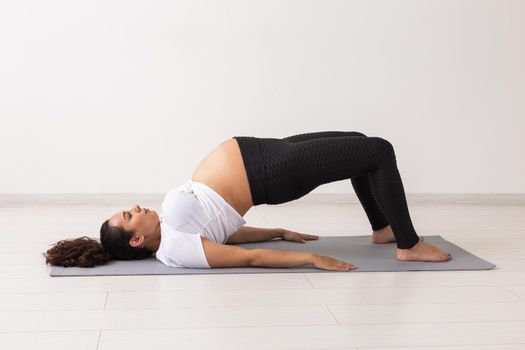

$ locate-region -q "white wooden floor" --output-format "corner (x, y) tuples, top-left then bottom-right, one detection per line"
(0, 193), (524, 350)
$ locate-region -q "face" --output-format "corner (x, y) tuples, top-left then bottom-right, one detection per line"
(108, 204), (160, 248)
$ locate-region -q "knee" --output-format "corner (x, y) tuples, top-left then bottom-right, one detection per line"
(372, 137), (396, 158)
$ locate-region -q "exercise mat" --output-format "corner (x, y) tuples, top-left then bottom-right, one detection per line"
(49, 235), (495, 277)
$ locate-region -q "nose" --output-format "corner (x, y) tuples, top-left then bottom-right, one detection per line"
(135, 204), (148, 214)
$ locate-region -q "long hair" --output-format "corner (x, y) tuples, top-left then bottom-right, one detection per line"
(43, 220), (153, 267)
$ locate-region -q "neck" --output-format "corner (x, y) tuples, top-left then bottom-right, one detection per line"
(145, 220), (161, 252)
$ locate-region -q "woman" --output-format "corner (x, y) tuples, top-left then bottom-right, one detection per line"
(44, 131), (452, 271)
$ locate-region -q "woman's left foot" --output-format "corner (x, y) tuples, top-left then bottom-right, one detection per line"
(371, 228), (396, 244)
(372, 225), (425, 244)
(372, 233), (396, 244)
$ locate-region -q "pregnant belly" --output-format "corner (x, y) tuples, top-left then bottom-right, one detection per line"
(191, 138), (253, 216)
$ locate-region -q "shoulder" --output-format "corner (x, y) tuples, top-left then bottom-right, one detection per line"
(157, 226), (211, 269)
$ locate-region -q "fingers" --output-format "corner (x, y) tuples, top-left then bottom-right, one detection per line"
(286, 233), (319, 243)
(300, 234), (319, 240)
(335, 260), (357, 270)
(340, 264), (357, 271)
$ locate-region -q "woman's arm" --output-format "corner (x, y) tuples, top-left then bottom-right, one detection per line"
(202, 237), (335, 269)
(202, 237), (357, 271)
(225, 226), (283, 244)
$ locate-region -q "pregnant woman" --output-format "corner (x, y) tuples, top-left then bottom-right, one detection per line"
(44, 131), (452, 271)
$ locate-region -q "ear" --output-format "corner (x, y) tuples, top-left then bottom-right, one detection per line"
(129, 234), (143, 248)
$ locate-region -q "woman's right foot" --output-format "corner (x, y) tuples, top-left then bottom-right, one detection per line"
(396, 238), (452, 262)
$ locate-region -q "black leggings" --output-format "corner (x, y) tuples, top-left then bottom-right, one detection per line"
(232, 131), (420, 249)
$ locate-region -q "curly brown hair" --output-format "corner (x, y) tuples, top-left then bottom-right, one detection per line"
(43, 219), (153, 267)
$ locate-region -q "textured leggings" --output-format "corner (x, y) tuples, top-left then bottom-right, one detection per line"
(233, 131), (420, 249)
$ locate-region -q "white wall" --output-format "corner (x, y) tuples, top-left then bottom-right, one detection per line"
(1, 0), (523, 194)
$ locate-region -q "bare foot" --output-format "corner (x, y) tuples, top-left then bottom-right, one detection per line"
(371, 225), (396, 243)
(371, 225), (425, 244)
(396, 238), (452, 262)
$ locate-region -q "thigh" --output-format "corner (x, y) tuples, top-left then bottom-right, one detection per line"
(284, 136), (391, 200)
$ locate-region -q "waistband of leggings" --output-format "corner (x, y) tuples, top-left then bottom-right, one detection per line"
(232, 136), (267, 205)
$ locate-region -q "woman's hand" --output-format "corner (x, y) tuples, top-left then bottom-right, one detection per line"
(312, 254), (358, 271)
(280, 228), (319, 243)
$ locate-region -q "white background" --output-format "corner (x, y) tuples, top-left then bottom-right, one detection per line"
(1, 0), (523, 194)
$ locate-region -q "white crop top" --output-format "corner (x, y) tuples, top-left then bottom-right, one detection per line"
(155, 179), (247, 268)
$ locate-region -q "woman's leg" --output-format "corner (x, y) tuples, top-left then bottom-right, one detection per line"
(282, 131), (389, 232)
(274, 135), (419, 249)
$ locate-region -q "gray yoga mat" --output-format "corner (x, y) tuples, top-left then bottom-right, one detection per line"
(49, 235), (495, 277)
